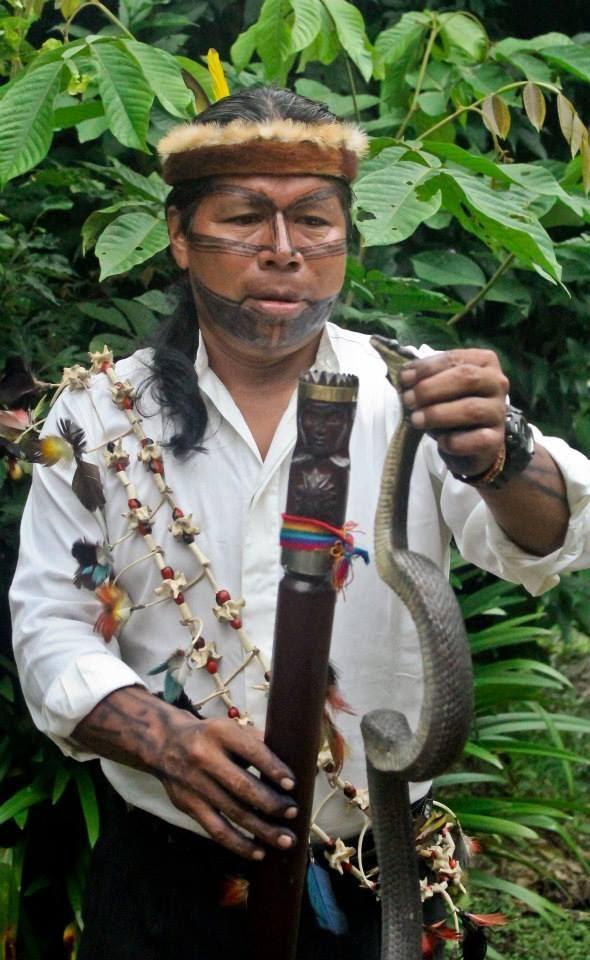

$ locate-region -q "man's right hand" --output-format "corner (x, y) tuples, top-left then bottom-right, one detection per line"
(73, 685), (298, 860)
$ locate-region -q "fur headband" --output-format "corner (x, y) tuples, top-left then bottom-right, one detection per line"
(158, 118), (368, 185)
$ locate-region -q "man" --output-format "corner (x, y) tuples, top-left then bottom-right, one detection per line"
(10, 87), (590, 959)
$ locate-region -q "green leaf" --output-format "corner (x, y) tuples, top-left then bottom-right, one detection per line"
(422, 141), (510, 183)
(52, 765), (71, 805)
(541, 43), (590, 83)
(455, 813), (538, 840)
(481, 741), (590, 766)
(0, 783), (48, 824)
(295, 79), (378, 118)
(230, 22), (260, 72)
(360, 271), (462, 314)
(522, 82), (546, 132)
(411, 251), (486, 288)
(78, 302), (133, 334)
(52, 100), (105, 130)
(95, 211), (169, 279)
(0, 60), (63, 187)
(374, 11), (428, 103)
(123, 41), (194, 119)
(469, 870), (566, 920)
(74, 767), (100, 848)
(91, 41), (153, 151)
(256, 0), (294, 81)
(462, 740), (504, 769)
(82, 201), (144, 255)
(109, 158), (168, 202)
(320, 0), (373, 82)
(433, 771), (507, 787)
(290, 0), (322, 52)
(435, 169), (561, 282)
(438, 12), (488, 63)
(354, 161), (440, 246)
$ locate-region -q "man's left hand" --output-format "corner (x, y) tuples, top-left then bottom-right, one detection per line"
(399, 348), (509, 478)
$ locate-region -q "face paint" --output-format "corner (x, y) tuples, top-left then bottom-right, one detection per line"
(190, 274), (338, 351)
(185, 184), (348, 261)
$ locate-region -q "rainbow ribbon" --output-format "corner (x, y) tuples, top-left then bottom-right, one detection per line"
(280, 514), (369, 590)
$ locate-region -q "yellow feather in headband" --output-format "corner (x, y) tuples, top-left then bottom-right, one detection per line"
(207, 49), (230, 102)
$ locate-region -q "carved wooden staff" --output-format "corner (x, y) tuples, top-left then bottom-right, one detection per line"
(247, 370), (359, 960)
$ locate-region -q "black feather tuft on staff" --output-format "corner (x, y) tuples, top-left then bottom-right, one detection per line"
(58, 418), (86, 461)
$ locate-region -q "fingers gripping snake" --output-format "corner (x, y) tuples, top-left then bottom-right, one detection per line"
(361, 337), (474, 960)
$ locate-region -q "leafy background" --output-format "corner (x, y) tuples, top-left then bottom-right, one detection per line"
(0, 0), (589, 956)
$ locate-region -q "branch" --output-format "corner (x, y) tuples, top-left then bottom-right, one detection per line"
(447, 253), (515, 326)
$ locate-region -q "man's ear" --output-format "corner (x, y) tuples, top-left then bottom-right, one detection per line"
(167, 207), (189, 269)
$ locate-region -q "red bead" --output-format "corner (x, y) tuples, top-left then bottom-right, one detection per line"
(99, 361), (110, 373)
(149, 460), (164, 475)
(343, 782), (357, 799)
(230, 617), (242, 630)
(341, 861), (353, 874)
(228, 707), (240, 719)
(137, 522), (152, 536)
(449, 858), (456, 869)
(115, 462), (126, 472)
(128, 498), (140, 509)
(206, 659), (218, 675)
(161, 566), (174, 579)
(172, 508), (184, 519)
(325, 838), (336, 849)
(195, 636), (205, 650)
(123, 397), (133, 410)
(216, 589), (231, 605)
(175, 593), (185, 605)
(140, 438), (152, 447)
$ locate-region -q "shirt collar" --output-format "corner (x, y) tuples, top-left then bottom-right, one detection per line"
(194, 321), (341, 377)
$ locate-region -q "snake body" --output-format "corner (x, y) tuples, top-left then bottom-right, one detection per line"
(361, 336), (474, 960)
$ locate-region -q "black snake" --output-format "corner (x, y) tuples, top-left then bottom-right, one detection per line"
(361, 336), (474, 960)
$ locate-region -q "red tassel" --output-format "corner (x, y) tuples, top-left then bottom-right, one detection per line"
(220, 875), (249, 908)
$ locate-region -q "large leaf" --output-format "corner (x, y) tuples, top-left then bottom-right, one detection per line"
(91, 40), (153, 151)
(435, 169), (561, 281)
(452, 813), (538, 840)
(95, 211), (169, 279)
(438, 11), (488, 63)
(230, 22), (260, 72)
(411, 251), (486, 288)
(74, 766), (100, 847)
(354, 161), (440, 246)
(0, 783), (49, 824)
(541, 43), (590, 83)
(374, 11), (428, 103)
(320, 0), (373, 82)
(255, 0), (294, 81)
(123, 41), (194, 119)
(469, 870), (566, 920)
(290, 0), (322, 52)
(0, 60), (63, 186)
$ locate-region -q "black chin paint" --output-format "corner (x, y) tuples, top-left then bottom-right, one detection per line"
(191, 275), (337, 350)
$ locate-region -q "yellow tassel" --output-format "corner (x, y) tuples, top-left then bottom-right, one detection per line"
(207, 48), (230, 101)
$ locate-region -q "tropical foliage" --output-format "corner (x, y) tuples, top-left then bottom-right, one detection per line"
(1, 0), (589, 954)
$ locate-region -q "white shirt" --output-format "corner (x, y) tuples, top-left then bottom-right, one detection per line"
(10, 323), (590, 840)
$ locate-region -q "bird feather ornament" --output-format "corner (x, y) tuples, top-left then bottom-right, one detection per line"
(71, 540), (113, 590)
(55, 419), (106, 512)
(305, 858), (349, 936)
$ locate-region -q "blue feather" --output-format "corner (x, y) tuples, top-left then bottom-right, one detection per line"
(305, 861), (349, 936)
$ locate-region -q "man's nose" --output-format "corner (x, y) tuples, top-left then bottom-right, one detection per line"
(258, 213), (302, 269)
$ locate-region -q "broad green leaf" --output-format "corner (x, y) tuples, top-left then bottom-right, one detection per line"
(422, 141), (510, 183)
(320, 0), (373, 82)
(77, 114), (110, 144)
(411, 251), (486, 288)
(439, 12), (487, 63)
(230, 22), (260, 72)
(123, 40), (194, 119)
(557, 93), (586, 158)
(522, 82), (546, 132)
(582, 136), (590, 195)
(541, 43), (590, 83)
(0, 60), (63, 186)
(81, 201), (145, 254)
(256, 0), (294, 81)
(290, 0), (322, 52)
(495, 49), (553, 83)
(374, 11), (428, 103)
(469, 870), (566, 920)
(297, 4), (340, 69)
(53, 100), (104, 130)
(110, 158), (168, 201)
(435, 169), (561, 281)
(91, 41), (153, 151)
(482, 94), (511, 140)
(493, 33), (572, 57)
(95, 211), (169, 279)
(74, 767), (100, 847)
(354, 161), (440, 246)
(360, 271), (462, 313)
(295, 79), (378, 118)
(78, 302), (133, 334)
(175, 56), (214, 106)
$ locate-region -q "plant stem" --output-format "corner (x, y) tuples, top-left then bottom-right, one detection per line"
(396, 15), (440, 140)
(420, 80), (560, 142)
(344, 56), (361, 125)
(447, 253), (515, 326)
(63, 0), (135, 42)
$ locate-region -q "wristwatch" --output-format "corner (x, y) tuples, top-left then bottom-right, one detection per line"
(455, 404), (535, 488)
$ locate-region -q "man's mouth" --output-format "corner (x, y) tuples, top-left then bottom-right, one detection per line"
(245, 292), (307, 317)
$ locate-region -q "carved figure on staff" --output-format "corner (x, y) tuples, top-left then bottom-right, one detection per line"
(9, 84), (590, 960)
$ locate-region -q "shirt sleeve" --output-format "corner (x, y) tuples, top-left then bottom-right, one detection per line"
(9, 386), (146, 759)
(424, 428), (590, 597)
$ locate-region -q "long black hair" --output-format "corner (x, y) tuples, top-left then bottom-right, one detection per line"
(140, 87), (352, 458)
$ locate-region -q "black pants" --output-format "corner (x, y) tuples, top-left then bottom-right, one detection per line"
(77, 789), (443, 960)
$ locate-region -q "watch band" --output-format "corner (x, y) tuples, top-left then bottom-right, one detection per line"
(454, 405), (535, 489)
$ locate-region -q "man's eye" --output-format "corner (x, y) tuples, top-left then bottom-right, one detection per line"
(226, 214), (263, 226)
(299, 216), (329, 227)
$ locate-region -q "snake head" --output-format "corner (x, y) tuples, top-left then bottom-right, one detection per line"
(370, 336), (417, 390)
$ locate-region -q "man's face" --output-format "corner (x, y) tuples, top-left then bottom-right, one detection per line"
(168, 175), (348, 358)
